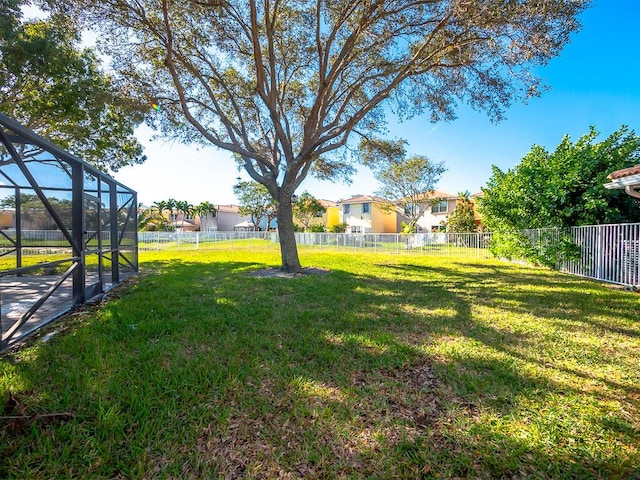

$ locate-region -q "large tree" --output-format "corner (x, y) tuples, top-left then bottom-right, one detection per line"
(481, 126), (640, 231)
(41, 0), (587, 271)
(233, 180), (277, 235)
(360, 138), (447, 231)
(0, 0), (146, 171)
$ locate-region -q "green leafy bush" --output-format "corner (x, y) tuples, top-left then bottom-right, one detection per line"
(489, 229), (581, 268)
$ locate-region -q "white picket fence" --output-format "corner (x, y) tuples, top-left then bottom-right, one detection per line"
(137, 225), (640, 288)
(5, 225), (639, 288)
(137, 231), (493, 258)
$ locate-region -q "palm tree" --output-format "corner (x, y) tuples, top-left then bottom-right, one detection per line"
(194, 201), (217, 231)
(174, 200), (193, 231)
(148, 200), (170, 231)
(138, 205), (154, 230)
(164, 198), (178, 231)
(152, 199), (167, 216)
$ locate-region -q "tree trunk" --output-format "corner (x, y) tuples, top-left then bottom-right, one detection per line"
(264, 214), (274, 239)
(276, 193), (303, 273)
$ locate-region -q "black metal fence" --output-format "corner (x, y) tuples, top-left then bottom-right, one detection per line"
(0, 114), (138, 350)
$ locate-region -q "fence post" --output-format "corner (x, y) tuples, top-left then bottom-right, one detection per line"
(596, 227), (602, 280)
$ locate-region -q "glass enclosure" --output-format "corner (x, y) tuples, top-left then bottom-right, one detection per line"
(0, 113), (138, 350)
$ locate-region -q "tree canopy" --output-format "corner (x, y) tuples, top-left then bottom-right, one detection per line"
(233, 180), (277, 234)
(293, 192), (325, 232)
(0, 0), (147, 171)
(481, 126), (640, 231)
(361, 138), (446, 230)
(40, 0), (587, 270)
(447, 191), (477, 232)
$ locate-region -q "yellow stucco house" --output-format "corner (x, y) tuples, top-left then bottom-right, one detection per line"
(338, 195), (401, 233)
(292, 198), (340, 231)
(316, 199), (338, 230)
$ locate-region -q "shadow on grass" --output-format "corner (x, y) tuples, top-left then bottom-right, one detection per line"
(383, 261), (640, 330)
(1, 255), (639, 478)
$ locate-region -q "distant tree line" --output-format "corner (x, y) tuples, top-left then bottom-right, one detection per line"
(138, 199), (216, 232)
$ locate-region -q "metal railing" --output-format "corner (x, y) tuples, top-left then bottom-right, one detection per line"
(523, 224), (640, 288)
(136, 230), (493, 258)
(292, 232), (492, 258)
(138, 231), (279, 251)
(16, 224), (640, 289)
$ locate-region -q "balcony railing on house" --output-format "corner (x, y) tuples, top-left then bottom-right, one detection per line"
(0, 114), (138, 351)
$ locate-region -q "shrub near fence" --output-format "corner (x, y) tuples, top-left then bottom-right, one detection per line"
(520, 224), (640, 289)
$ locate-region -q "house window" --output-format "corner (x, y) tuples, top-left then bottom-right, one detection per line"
(362, 202), (370, 213)
(404, 203), (417, 216)
(343, 204), (351, 214)
(350, 225), (362, 234)
(432, 201), (448, 213)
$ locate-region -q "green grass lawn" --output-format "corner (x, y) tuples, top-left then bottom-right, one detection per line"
(1, 250), (639, 478)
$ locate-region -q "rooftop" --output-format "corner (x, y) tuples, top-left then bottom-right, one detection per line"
(608, 165), (640, 180)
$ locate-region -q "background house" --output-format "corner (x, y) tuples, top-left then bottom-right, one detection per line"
(216, 204), (252, 231)
(319, 199), (340, 231)
(338, 195), (399, 233)
(413, 190), (457, 232)
(469, 192), (485, 231)
(293, 199), (340, 231)
(605, 165), (640, 199)
(0, 209), (14, 229)
(167, 211), (199, 232)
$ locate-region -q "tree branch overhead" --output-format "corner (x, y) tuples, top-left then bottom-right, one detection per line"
(38, 0), (588, 271)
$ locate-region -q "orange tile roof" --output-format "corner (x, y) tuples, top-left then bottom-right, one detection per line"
(216, 204), (240, 213)
(318, 199), (338, 208)
(339, 195), (386, 204)
(608, 165), (640, 180)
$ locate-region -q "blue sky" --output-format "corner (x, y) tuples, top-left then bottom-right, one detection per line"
(114, 0), (640, 206)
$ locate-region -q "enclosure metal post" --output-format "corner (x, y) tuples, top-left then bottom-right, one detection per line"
(110, 181), (119, 284)
(72, 163), (85, 305)
(134, 192), (138, 271)
(15, 186), (21, 271)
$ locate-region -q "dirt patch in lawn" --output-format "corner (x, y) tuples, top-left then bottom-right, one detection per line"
(246, 267), (330, 278)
